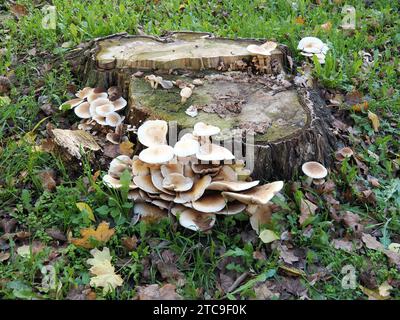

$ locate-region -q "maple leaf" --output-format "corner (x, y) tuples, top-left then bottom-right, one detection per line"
(70, 221), (115, 249)
(87, 247), (123, 294)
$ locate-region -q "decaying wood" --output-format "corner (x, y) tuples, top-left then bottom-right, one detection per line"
(65, 32), (337, 180)
(52, 129), (101, 159)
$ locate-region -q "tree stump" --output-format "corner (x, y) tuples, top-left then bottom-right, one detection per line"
(67, 32), (337, 180)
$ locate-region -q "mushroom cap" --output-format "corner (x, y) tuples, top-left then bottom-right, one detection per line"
(105, 112), (124, 127)
(174, 175), (212, 203)
(193, 122), (221, 137)
(260, 41), (278, 52)
(178, 208), (216, 232)
(150, 169), (175, 195)
(180, 87), (193, 98)
(196, 143), (234, 161)
(180, 133), (199, 141)
(133, 175), (159, 194)
(297, 37), (327, 54)
(132, 156), (150, 176)
(92, 115), (107, 125)
(207, 180), (259, 192)
(96, 103), (115, 116)
(162, 173), (193, 192)
(133, 203), (167, 224)
(106, 132), (120, 144)
(61, 98), (83, 109)
(174, 138), (200, 157)
(216, 201), (246, 215)
(338, 147), (354, 158)
(109, 155), (132, 177)
(139, 145), (174, 164)
(137, 120), (168, 147)
(87, 92), (108, 103)
(127, 189), (141, 201)
(160, 163), (184, 177)
(191, 163), (221, 175)
(212, 165), (238, 181)
(74, 102), (91, 118)
(301, 161), (328, 179)
(192, 193), (227, 213)
(76, 87), (94, 99)
(170, 204), (186, 216)
(112, 97), (127, 111)
(222, 181), (284, 205)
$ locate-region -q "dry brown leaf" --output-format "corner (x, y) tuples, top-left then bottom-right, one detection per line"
(331, 239), (355, 252)
(136, 284), (182, 300)
(278, 244), (299, 265)
(320, 21), (332, 31)
(10, 4), (28, 19)
(119, 140), (134, 156)
(70, 221), (115, 249)
(299, 199), (318, 225)
(0, 252), (10, 262)
(361, 233), (400, 266)
(294, 16), (305, 25)
(253, 282), (280, 299)
(342, 211), (364, 234)
(52, 129), (101, 159)
(352, 101), (368, 112)
(37, 169), (57, 192)
(121, 236), (138, 251)
(368, 111), (380, 132)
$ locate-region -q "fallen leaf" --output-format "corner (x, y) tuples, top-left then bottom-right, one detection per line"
(70, 221), (115, 249)
(87, 247), (123, 294)
(378, 281), (393, 297)
(52, 129), (101, 159)
(352, 101), (368, 112)
(368, 111), (380, 132)
(37, 169), (57, 192)
(360, 285), (390, 300)
(320, 21), (332, 31)
(259, 229), (279, 244)
(119, 140), (134, 156)
(342, 211), (363, 234)
(121, 236), (138, 251)
(299, 199), (318, 225)
(10, 4), (28, 19)
(361, 233), (400, 266)
(294, 16), (305, 25)
(388, 243), (400, 254)
(253, 282), (280, 299)
(331, 239), (355, 252)
(76, 202), (95, 222)
(135, 283), (182, 300)
(0, 218), (17, 233)
(278, 245), (299, 264)
(0, 252), (10, 262)
(46, 228), (67, 241)
(17, 245), (31, 258)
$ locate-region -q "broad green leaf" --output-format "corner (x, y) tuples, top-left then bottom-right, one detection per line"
(76, 202), (95, 222)
(259, 229), (279, 244)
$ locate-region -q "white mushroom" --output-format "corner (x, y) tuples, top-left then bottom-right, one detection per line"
(112, 97), (127, 111)
(137, 120), (168, 147)
(174, 138), (200, 157)
(216, 201), (246, 215)
(180, 87), (193, 104)
(193, 122), (220, 137)
(174, 175), (212, 203)
(207, 180), (259, 191)
(76, 87), (94, 99)
(105, 112), (124, 127)
(139, 145), (174, 164)
(133, 175), (159, 194)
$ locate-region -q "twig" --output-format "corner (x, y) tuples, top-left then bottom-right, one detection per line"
(227, 271), (249, 293)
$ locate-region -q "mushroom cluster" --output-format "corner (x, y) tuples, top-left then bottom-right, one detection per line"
(297, 37), (329, 64)
(61, 87), (127, 127)
(103, 120), (284, 232)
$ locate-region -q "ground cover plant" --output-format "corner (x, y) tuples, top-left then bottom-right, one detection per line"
(0, 0), (399, 300)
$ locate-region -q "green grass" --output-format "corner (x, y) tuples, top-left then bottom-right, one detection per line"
(0, 0), (399, 300)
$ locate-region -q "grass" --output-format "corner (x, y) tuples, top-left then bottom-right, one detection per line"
(0, 0), (399, 300)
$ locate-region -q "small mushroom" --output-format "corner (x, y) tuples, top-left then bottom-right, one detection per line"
(247, 41), (277, 56)
(60, 98), (83, 110)
(139, 145), (175, 164)
(216, 201), (246, 215)
(222, 181), (284, 205)
(137, 120), (168, 147)
(180, 87), (193, 104)
(75, 87), (94, 99)
(174, 138), (200, 157)
(162, 173), (193, 192)
(107, 86), (122, 101)
(103, 174), (137, 190)
(193, 122), (220, 137)
(109, 155), (132, 177)
(87, 92), (108, 103)
(212, 165), (238, 181)
(301, 161), (328, 185)
(191, 163), (221, 175)
(336, 147), (354, 161)
(112, 97), (127, 111)
(150, 169), (175, 195)
(160, 163), (184, 177)
(192, 79), (203, 86)
(105, 112), (124, 127)
(132, 156), (150, 176)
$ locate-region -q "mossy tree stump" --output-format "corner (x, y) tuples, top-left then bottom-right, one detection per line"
(67, 32), (337, 180)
